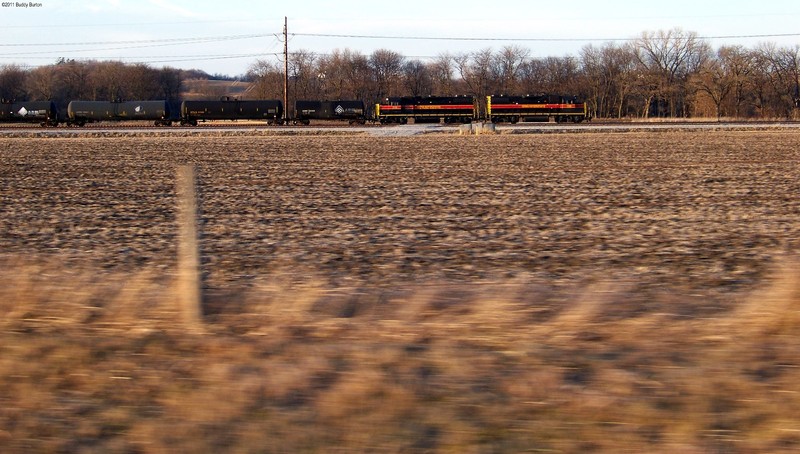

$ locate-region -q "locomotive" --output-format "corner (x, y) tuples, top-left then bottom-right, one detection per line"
(375, 96), (475, 124)
(487, 94), (587, 123)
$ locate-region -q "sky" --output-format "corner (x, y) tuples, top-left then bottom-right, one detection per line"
(2, 0), (800, 77)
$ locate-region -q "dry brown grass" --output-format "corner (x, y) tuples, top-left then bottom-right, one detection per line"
(1, 258), (800, 452)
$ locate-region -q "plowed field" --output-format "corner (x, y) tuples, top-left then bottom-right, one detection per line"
(2, 132), (799, 307)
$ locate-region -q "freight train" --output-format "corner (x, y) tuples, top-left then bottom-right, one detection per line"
(295, 100), (366, 125)
(64, 99), (284, 126)
(0, 98), (283, 127)
(59, 99), (352, 126)
(67, 100), (174, 126)
(1, 94), (588, 127)
(179, 98), (283, 126)
(0, 100), (59, 126)
(375, 96), (476, 124)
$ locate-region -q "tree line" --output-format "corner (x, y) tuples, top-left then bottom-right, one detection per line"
(0, 59), (187, 110)
(2, 28), (799, 119)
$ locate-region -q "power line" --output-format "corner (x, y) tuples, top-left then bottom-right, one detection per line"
(127, 54), (273, 64)
(6, 29), (798, 51)
(292, 32), (617, 42)
(0, 33), (271, 47)
(0, 39), (271, 56)
(2, 19), (266, 29)
(0, 53), (272, 62)
(0, 32), (285, 66)
(4, 28), (799, 68)
(0, 33), (274, 64)
(697, 32), (800, 40)
(291, 31), (800, 42)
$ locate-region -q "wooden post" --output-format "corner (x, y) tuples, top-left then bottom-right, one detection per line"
(283, 16), (289, 123)
(176, 164), (203, 328)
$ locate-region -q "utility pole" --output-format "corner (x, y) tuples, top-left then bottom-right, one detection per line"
(283, 16), (289, 123)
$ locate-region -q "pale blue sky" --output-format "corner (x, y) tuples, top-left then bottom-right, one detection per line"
(2, 0), (799, 76)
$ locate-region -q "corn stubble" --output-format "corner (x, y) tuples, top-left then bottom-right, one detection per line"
(1, 131), (800, 452)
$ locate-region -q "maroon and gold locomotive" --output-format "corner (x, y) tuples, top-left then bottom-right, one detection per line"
(487, 94), (588, 123)
(375, 94), (588, 124)
(375, 96), (475, 124)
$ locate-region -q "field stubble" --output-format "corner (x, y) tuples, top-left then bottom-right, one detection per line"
(1, 131), (800, 452)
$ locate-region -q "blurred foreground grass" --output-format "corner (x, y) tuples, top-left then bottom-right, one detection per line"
(2, 256), (800, 453)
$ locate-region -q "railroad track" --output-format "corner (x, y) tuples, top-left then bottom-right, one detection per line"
(2, 120), (798, 137)
(0, 117), (383, 129)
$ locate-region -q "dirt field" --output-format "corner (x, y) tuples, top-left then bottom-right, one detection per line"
(3, 132), (799, 293)
(2, 131), (800, 452)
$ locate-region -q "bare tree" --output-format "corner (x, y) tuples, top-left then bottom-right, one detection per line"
(313, 53), (338, 99)
(720, 46), (757, 117)
(157, 67), (183, 102)
(344, 51), (372, 101)
(26, 65), (59, 101)
(246, 59), (284, 99)
(89, 61), (129, 101)
(519, 56), (580, 96)
(579, 45), (604, 116)
(691, 57), (731, 119)
(402, 59), (433, 96)
(429, 53), (457, 95)
(518, 58), (547, 94)
(691, 46), (757, 119)
(53, 59), (91, 101)
(494, 45), (530, 94)
(369, 49), (404, 99)
(632, 28), (711, 117)
(580, 43), (638, 118)
(289, 49), (319, 100)
(454, 48), (496, 97)
(543, 56), (580, 94)
(316, 49), (371, 100)
(0, 65), (28, 102)
(125, 64), (162, 99)
(755, 43), (800, 118)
